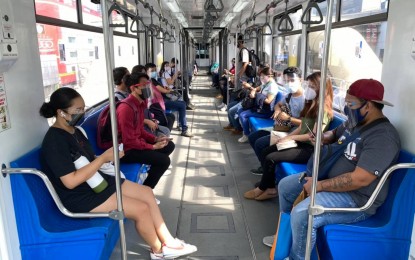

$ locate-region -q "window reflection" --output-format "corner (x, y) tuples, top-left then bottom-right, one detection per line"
(35, 0), (78, 22)
(306, 22), (387, 111)
(341, 0), (389, 21)
(37, 24), (109, 106)
(273, 34), (302, 72)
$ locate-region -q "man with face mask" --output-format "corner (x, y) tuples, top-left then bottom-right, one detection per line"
(278, 79), (401, 260)
(237, 35), (250, 86)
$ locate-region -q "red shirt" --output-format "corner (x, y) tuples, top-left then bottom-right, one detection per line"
(116, 95), (156, 151)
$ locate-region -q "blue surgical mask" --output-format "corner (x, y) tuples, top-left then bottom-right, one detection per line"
(343, 102), (368, 128)
(150, 71), (157, 79)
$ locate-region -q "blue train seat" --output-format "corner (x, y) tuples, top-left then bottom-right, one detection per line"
(316, 150), (415, 260)
(276, 112), (346, 180)
(80, 105), (147, 184)
(10, 147), (119, 260)
(248, 92), (284, 132)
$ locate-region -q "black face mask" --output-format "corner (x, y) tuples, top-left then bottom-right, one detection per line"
(139, 87), (152, 100)
(66, 113), (85, 126)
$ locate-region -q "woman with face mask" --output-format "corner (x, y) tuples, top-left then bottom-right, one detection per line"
(40, 87), (197, 260)
(237, 67), (279, 143)
(244, 72), (334, 201)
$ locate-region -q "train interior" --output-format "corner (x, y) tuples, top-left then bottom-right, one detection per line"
(0, 0), (415, 259)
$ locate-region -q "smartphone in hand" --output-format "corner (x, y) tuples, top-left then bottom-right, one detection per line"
(304, 122), (316, 138)
(118, 143), (124, 151)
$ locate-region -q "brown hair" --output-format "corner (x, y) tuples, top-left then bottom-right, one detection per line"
(300, 72), (334, 119)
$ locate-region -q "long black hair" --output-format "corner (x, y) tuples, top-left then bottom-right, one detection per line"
(39, 88), (81, 118)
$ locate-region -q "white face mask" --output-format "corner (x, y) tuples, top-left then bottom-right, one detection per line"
(304, 87), (317, 100)
(286, 82), (300, 93)
(165, 66), (171, 72)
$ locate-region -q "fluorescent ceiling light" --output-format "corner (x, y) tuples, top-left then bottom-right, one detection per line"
(233, 0), (250, 13)
(173, 12), (186, 22)
(164, 0), (180, 13)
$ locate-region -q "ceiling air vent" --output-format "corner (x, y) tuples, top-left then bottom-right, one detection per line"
(191, 15), (204, 20)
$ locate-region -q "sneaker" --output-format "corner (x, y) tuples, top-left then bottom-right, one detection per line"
(162, 239), (197, 259)
(186, 104), (196, 110)
(251, 166), (263, 175)
(217, 102), (225, 109)
(223, 125), (234, 131)
(219, 104), (227, 111)
(163, 169), (172, 176)
(238, 135), (249, 143)
(150, 251), (164, 260)
(181, 131), (194, 137)
(155, 198), (160, 205)
(263, 235), (275, 248)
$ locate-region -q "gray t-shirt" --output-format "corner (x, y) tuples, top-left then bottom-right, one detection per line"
(328, 119), (401, 215)
(282, 94), (305, 118)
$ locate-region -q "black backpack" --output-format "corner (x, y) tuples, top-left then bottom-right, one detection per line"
(239, 48), (260, 78)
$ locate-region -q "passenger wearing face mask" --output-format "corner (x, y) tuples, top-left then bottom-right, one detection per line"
(278, 78), (400, 260)
(244, 72), (333, 201)
(237, 67), (279, 143)
(170, 58), (196, 110)
(248, 66), (305, 175)
(117, 72), (175, 189)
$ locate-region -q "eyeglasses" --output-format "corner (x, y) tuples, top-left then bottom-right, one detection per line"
(64, 107), (87, 114)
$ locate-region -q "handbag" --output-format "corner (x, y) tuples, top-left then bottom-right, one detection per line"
(149, 103), (168, 127)
(241, 96), (255, 110)
(273, 94), (293, 132)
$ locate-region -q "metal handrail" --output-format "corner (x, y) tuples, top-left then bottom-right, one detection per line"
(309, 163), (415, 215)
(204, 0), (224, 12)
(1, 167), (123, 219)
(130, 14), (147, 33)
(301, 0), (323, 25)
(277, 1), (294, 32)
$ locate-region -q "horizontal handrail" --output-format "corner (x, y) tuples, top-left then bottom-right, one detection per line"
(1, 167), (123, 219)
(309, 163), (415, 215)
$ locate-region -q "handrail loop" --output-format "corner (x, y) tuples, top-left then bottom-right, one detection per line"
(301, 0), (323, 25)
(130, 14), (147, 33)
(108, 1), (128, 30)
(277, 0), (294, 32)
(147, 6), (159, 37)
(261, 9), (273, 36)
(204, 0), (224, 12)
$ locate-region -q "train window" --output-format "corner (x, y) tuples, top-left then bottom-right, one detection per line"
(341, 0), (389, 21)
(306, 21), (388, 111)
(274, 7), (303, 33)
(37, 24), (109, 107)
(35, 0), (78, 23)
(114, 36), (139, 70)
(82, 0), (103, 27)
(273, 34), (302, 73)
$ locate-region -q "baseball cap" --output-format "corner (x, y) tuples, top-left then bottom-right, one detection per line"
(348, 79), (393, 106)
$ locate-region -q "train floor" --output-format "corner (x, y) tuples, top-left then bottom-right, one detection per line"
(111, 69), (279, 260)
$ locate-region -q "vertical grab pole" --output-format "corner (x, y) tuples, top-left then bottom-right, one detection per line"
(101, 1), (127, 259)
(180, 30), (184, 97)
(234, 31), (239, 92)
(173, 28), (177, 88)
(304, 0), (334, 259)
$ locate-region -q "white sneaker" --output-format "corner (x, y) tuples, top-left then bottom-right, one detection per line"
(150, 251), (164, 260)
(219, 104), (227, 111)
(155, 198), (160, 205)
(162, 238), (197, 259)
(238, 135), (249, 143)
(262, 235), (275, 247)
(217, 103), (225, 109)
(163, 169), (172, 176)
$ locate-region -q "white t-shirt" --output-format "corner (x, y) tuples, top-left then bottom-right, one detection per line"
(238, 48), (250, 80)
(162, 71), (174, 89)
(260, 80), (279, 96)
(282, 94), (305, 118)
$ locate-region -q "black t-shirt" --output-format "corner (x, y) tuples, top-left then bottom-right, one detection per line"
(41, 127), (121, 213)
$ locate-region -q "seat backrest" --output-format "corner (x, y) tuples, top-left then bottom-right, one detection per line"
(80, 106), (106, 155)
(370, 150), (415, 238)
(328, 112), (346, 130)
(9, 148), (95, 245)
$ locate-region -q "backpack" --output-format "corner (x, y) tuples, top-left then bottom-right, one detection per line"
(97, 98), (138, 150)
(239, 48), (260, 78)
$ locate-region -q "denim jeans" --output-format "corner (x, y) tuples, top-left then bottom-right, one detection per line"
(227, 101), (243, 130)
(248, 130), (270, 161)
(164, 99), (188, 132)
(239, 110), (273, 135)
(278, 174), (371, 260)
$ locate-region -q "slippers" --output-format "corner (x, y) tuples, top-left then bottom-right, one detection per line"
(244, 189), (262, 199)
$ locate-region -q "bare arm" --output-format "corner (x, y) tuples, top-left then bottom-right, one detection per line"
(60, 148), (121, 189)
(303, 166), (377, 194)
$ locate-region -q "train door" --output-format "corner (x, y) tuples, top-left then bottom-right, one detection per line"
(196, 43), (209, 67)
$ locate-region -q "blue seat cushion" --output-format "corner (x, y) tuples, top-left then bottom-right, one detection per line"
(249, 117), (274, 132)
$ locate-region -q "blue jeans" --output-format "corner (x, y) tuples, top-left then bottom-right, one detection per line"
(248, 130), (270, 160)
(227, 101), (243, 130)
(164, 99), (188, 132)
(278, 174), (371, 260)
(238, 110), (273, 135)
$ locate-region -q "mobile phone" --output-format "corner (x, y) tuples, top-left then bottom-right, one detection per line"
(304, 122), (316, 138)
(298, 172), (307, 183)
(118, 143), (124, 151)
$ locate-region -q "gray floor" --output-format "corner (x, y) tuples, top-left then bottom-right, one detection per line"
(111, 69), (279, 260)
